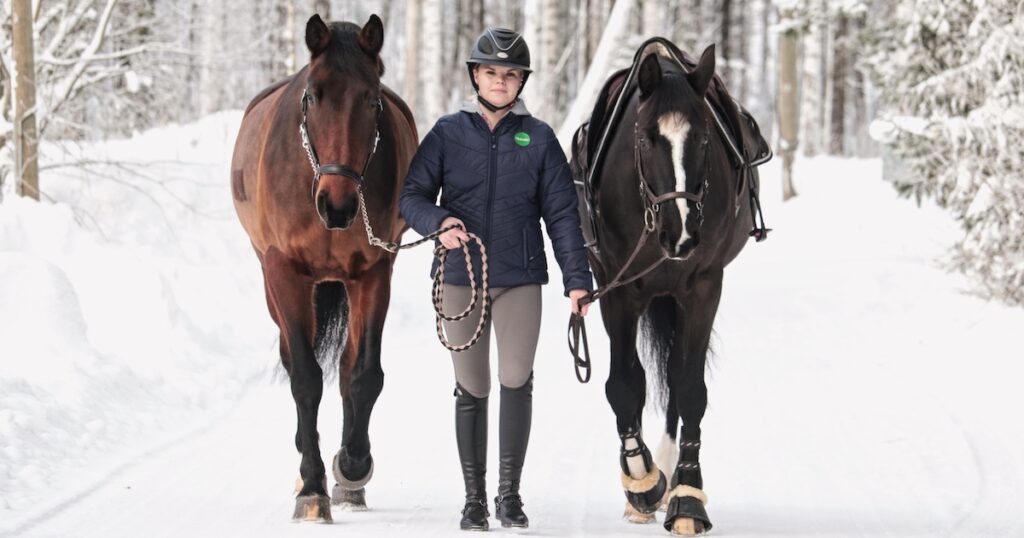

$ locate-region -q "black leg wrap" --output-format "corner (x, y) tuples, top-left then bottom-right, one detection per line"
(624, 470), (667, 514)
(664, 495), (712, 533)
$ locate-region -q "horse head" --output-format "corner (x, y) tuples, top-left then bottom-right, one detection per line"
(302, 14), (386, 230)
(635, 44), (716, 258)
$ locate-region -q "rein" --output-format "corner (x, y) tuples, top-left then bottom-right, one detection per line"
(299, 87), (490, 352)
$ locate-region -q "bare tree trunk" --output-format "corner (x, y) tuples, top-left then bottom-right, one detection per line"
(829, 12), (847, 155)
(1, 55), (10, 149)
(284, 0), (296, 74)
(642, 0), (664, 37)
(557, 0), (637, 151)
(778, 24), (799, 201)
(455, 0), (483, 102)
(539, 0), (561, 119)
(520, 0), (542, 110)
(587, 0), (608, 67)
(675, 0), (702, 53)
(199, 1), (223, 115)
(735, 0), (747, 101)
(799, 7), (823, 156)
(12, 0), (40, 200)
(404, 0), (421, 124)
(719, 0), (731, 85)
(851, 15), (870, 157)
(577, 0), (589, 93)
(422, 0), (444, 122)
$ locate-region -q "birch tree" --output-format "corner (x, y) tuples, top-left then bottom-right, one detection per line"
(11, 0), (39, 199)
(557, 0), (637, 152)
(422, 0), (444, 123)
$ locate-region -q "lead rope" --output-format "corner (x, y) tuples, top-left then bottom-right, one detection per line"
(359, 211), (492, 352)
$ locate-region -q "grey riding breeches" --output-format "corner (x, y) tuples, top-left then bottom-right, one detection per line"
(441, 284), (542, 398)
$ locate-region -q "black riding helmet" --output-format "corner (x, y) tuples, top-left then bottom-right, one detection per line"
(466, 28), (531, 111)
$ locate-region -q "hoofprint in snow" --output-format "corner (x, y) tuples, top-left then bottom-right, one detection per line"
(2, 113), (1023, 537)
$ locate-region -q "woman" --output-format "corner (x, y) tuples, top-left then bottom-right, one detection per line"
(399, 27), (593, 531)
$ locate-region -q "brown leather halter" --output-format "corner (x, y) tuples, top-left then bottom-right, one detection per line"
(299, 87), (383, 200)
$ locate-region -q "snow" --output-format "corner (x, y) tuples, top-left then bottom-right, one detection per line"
(2, 114), (1024, 536)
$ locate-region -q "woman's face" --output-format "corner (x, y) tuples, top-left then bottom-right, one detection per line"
(473, 64), (523, 108)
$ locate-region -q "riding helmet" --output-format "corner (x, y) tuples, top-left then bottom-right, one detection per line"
(466, 28), (532, 94)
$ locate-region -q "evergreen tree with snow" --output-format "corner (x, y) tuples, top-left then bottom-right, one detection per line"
(867, 0), (1024, 305)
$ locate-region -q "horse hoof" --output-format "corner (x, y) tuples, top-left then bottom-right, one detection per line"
(623, 501), (657, 524)
(331, 484), (368, 511)
(664, 487), (711, 534)
(292, 494), (332, 523)
(671, 517), (707, 535)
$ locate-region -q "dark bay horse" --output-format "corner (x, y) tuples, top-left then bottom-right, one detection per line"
(572, 41), (764, 535)
(231, 14), (417, 522)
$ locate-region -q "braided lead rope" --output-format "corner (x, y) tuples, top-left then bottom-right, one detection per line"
(354, 195), (492, 352)
(432, 234), (491, 352)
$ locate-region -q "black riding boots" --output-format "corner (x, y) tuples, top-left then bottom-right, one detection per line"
(456, 385), (489, 531)
(494, 378), (532, 528)
(455, 377), (533, 531)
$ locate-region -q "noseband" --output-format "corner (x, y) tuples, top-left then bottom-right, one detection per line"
(299, 87), (383, 200)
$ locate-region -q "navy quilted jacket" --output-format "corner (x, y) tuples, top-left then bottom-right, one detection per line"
(399, 101), (593, 296)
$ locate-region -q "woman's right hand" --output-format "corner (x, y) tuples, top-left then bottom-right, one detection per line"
(439, 217), (470, 250)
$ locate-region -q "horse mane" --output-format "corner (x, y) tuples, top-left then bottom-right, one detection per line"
(382, 84), (415, 131)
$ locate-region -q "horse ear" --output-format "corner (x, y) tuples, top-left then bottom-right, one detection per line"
(687, 44), (716, 96)
(638, 53), (662, 97)
(359, 14), (384, 56)
(305, 14), (331, 57)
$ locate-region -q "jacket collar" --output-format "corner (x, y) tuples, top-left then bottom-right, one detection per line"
(459, 96), (532, 116)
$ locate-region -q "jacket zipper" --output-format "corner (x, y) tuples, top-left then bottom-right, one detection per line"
(484, 131), (498, 246)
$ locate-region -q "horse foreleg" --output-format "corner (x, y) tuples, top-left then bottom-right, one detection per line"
(263, 249), (331, 523)
(664, 275), (722, 535)
(602, 293), (665, 522)
(655, 389), (680, 512)
(332, 266), (389, 510)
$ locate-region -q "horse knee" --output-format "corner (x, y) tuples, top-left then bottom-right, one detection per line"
(605, 375), (644, 415)
(350, 365), (384, 404)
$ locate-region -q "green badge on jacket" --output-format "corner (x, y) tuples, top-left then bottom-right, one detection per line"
(514, 132), (531, 147)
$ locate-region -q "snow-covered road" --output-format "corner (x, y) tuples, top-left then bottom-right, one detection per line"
(2, 116), (1022, 537)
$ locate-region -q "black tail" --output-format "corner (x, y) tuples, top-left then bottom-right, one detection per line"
(638, 295), (677, 414)
(314, 281), (348, 380)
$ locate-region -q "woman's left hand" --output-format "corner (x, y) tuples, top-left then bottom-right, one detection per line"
(569, 289), (591, 317)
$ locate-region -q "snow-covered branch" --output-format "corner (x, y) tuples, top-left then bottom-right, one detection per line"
(40, 0), (119, 133)
(868, 0), (1024, 306)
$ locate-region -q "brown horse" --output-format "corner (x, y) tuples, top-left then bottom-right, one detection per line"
(231, 14), (417, 522)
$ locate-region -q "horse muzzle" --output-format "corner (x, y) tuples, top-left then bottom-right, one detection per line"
(316, 189), (359, 230)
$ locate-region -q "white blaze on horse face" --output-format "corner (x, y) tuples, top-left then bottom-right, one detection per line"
(657, 112), (691, 250)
